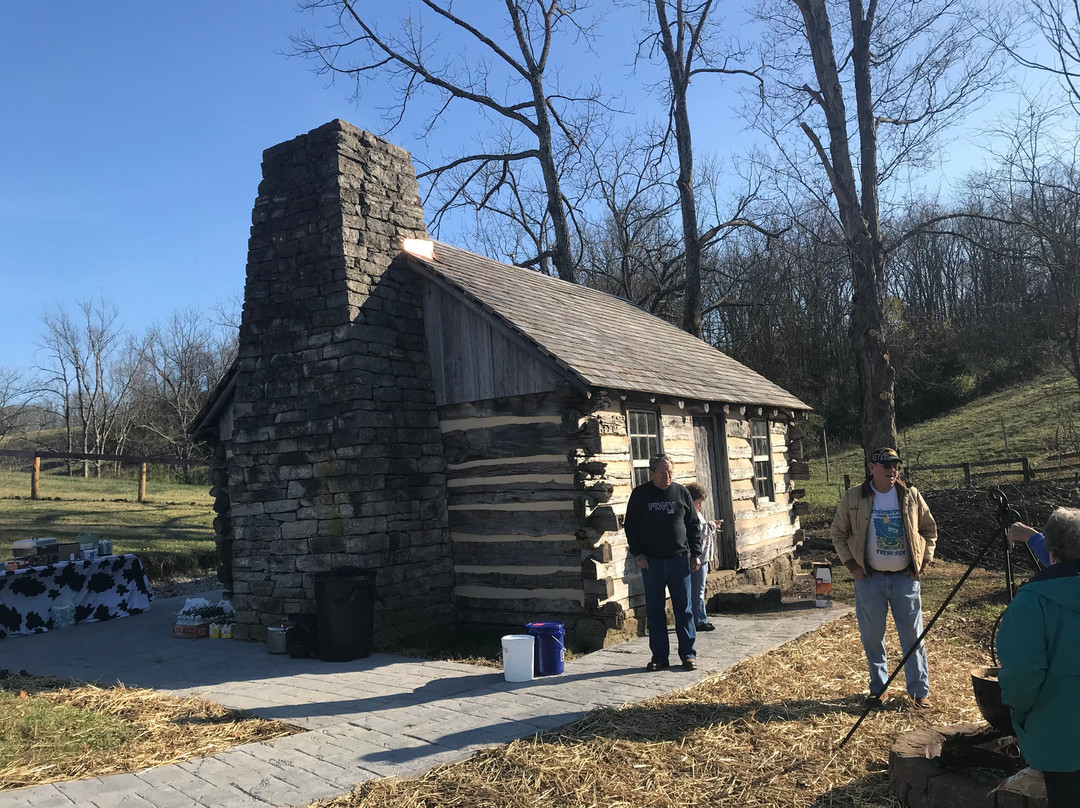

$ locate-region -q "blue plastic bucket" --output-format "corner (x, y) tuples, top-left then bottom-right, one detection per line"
(525, 621), (565, 676)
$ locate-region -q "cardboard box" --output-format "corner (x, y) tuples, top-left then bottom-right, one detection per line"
(172, 622), (210, 640)
(57, 542), (80, 560)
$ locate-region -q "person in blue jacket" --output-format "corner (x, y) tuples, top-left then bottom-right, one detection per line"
(997, 507), (1080, 807)
(1008, 521), (1053, 567)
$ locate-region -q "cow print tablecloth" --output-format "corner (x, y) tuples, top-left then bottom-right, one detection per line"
(0, 554), (153, 638)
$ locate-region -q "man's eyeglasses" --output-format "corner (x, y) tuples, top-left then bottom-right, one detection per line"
(875, 461), (901, 469)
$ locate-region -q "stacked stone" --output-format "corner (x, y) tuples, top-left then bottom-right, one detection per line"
(206, 441), (233, 596)
(229, 119), (455, 642)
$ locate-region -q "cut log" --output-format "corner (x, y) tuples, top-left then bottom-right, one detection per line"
(789, 460), (810, 480)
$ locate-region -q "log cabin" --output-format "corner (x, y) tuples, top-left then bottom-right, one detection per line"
(190, 120), (812, 650)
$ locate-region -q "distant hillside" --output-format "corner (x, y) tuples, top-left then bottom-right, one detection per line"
(803, 368), (1080, 523)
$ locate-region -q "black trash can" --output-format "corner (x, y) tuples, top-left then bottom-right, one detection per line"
(314, 568), (376, 662)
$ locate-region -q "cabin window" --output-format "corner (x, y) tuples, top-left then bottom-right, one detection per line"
(628, 409), (661, 487)
(751, 418), (774, 500)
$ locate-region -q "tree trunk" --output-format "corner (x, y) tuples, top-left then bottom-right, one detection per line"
(795, 0), (898, 456)
(653, 0), (704, 337)
(849, 239), (897, 455)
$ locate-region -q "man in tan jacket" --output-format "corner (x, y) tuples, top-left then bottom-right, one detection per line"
(831, 447), (937, 709)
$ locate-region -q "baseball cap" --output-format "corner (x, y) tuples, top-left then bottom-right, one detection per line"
(871, 447), (902, 464)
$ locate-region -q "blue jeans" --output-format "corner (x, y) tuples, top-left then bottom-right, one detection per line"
(641, 555), (697, 662)
(690, 561), (709, 624)
(854, 573), (929, 698)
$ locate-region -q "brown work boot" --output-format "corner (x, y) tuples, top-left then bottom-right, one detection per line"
(911, 696), (932, 709)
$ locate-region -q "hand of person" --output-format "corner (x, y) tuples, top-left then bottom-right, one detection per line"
(714, 519), (723, 529)
(635, 555), (649, 570)
(850, 564), (867, 580)
(690, 556), (701, 572)
(1007, 522), (1038, 546)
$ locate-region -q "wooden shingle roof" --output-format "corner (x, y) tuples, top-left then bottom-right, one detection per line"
(403, 241), (810, 411)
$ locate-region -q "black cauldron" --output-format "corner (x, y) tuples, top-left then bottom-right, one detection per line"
(971, 666), (1014, 734)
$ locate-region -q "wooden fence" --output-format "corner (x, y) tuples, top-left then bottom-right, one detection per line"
(850, 452), (1080, 489)
(0, 449), (209, 503)
(909, 457), (1034, 487)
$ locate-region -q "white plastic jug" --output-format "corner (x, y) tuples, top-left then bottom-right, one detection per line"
(501, 634), (535, 682)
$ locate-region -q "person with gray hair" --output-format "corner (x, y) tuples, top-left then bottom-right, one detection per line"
(997, 506), (1080, 807)
(624, 453), (702, 671)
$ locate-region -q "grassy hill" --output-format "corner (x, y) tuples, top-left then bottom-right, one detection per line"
(802, 367), (1080, 526)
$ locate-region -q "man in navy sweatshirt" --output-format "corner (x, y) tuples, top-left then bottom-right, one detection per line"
(624, 453), (702, 671)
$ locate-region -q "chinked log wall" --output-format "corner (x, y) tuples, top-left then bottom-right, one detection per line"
(593, 406), (802, 622)
(726, 414), (802, 570)
(438, 388), (621, 650)
(438, 390), (803, 650)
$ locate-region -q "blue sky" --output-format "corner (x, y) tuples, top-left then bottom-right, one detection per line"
(0, 2), (1054, 376)
(0, 2), (360, 372)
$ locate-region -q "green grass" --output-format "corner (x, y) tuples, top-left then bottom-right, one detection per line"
(0, 690), (136, 774)
(802, 368), (1080, 527)
(0, 470), (216, 578)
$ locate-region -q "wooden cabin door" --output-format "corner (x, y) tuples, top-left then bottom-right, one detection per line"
(692, 416), (737, 569)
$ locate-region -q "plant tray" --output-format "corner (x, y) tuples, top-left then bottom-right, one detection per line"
(173, 622), (210, 640)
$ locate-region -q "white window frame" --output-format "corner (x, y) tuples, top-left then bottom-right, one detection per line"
(751, 417), (774, 501)
(627, 408), (662, 487)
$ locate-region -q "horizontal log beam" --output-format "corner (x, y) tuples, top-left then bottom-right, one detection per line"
(442, 421), (596, 464)
(737, 536), (795, 569)
(447, 461), (572, 480)
(448, 508), (582, 536)
(453, 539), (583, 566)
(455, 570), (583, 590)
(437, 392), (561, 421)
(449, 485), (580, 507)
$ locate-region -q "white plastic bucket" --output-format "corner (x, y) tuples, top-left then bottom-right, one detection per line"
(501, 634), (535, 682)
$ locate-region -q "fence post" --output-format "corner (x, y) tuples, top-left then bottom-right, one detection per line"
(963, 463), (971, 489)
(138, 463), (147, 503)
(1022, 457), (1032, 484)
(31, 455), (40, 500)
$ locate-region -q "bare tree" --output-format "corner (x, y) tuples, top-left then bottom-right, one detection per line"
(581, 129), (685, 316)
(0, 368), (36, 447)
(753, 0), (1005, 454)
(136, 308), (238, 463)
(980, 113), (1080, 394)
(38, 298), (146, 476)
(639, 0), (771, 336)
(294, 0), (607, 283)
(991, 0), (1080, 111)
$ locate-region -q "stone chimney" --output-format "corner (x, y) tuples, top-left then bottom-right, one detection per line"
(228, 120), (454, 642)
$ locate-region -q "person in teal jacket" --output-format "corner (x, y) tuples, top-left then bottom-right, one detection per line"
(997, 506), (1080, 808)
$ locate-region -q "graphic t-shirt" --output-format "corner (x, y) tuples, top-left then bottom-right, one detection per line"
(864, 485), (910, 572)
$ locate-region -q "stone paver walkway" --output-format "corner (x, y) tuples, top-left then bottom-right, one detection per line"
(0, 590), (850, 808)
